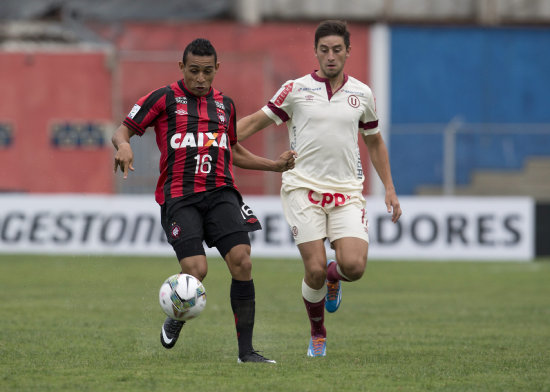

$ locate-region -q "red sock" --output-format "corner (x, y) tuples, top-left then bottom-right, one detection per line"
(327, 261), (349, 283)
(303, 297), (326, 338)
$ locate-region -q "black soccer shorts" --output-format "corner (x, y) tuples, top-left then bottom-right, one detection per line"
(160, 187), (262, 260)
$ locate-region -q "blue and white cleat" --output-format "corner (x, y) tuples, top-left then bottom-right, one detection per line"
(325, 259), (342, 313)
(307, 335), (327, 357)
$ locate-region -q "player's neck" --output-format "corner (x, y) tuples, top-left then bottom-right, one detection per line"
(317, 70), (345, 91)
(327, 74), (345, 92)
(316, 69), (346, 92)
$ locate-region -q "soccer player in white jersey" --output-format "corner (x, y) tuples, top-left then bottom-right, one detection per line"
(237, 20), (402, 357)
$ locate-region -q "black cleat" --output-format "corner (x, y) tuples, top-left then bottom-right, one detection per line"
(237, 350), (276, 364)
(160, 317), (185, 349)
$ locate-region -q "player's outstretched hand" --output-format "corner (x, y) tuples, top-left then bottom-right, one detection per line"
(113, 142), (135, 179)
(274, 150), (297, 172)
(385, 189), (402, 223)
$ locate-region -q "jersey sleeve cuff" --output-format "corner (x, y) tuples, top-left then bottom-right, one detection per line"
(123, 118), (145, 136)
(360, 120), (378, 130)
(359, 120), (379, 135)
(263, 103), (288, 125)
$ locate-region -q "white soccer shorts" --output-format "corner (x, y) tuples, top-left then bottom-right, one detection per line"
(281, 187), (369, 245)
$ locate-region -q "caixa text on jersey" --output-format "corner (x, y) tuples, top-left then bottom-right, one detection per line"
(170, 132), (229, 149)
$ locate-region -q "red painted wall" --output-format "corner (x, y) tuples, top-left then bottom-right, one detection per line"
(0, 22), (372, 195)
(0, 51), (113, 193)
(98, 21), (373, 194)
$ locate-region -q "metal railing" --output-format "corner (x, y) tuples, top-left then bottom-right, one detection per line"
(390, 122), (550, 196)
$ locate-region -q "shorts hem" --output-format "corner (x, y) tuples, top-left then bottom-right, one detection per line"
(329, 234), (369, 244)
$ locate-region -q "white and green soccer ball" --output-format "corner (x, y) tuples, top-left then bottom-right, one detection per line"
(159, 274), (207, 321)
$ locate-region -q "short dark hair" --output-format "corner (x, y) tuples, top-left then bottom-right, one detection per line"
(182, 38), (217, 64)
(314, 20), (350, 49)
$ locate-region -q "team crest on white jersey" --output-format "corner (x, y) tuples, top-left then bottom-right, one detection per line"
(347, 95), (360, 108)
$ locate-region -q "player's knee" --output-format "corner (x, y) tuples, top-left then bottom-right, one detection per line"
(180, 261), (208, 282)
(305, 264), (327, 287)
(339, 255), (367, 281)
(230, 261), (252, 280)
(233, 256), (253, 273)
(344, 265), (365, 281)
(226, 244), (251, 264)
(193, 267), (208, 282)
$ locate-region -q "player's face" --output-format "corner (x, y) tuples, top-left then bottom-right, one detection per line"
(179, 54), (219, 97)
(315, 35), (350, 80)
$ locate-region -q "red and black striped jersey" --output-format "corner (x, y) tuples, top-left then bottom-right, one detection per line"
(123, 80), (238, 205)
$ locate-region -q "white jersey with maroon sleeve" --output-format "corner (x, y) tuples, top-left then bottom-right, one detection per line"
(262, 71), (379, 194)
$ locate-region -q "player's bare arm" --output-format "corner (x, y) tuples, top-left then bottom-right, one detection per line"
(237, 110), (275, 142)
(362, 132), (402, 223)
(232, 142), (296, 172)
(112, 125), (136, 179)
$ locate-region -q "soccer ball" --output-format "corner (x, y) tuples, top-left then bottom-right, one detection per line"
(159, 274), (207, 321)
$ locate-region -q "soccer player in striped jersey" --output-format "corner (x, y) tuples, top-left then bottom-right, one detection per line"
(112, 38), (295, 364)
(237, 20), (402, 357)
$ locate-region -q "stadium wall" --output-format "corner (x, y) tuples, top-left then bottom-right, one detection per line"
(387, 26), (550, 195)
(0, 21), (373, 195)
(0, 50), (114, 193)
(3, 22), (548, 198)
(101, 21), (373, 195)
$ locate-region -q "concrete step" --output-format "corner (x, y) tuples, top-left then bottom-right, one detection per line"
(417, 157), (550, 201)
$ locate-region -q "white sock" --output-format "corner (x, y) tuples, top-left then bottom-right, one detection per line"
(301, 279), (327, 303)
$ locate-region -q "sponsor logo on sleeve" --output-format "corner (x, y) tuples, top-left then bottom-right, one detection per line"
(128, 104), (141, 119)
(274, 83), (294, 106)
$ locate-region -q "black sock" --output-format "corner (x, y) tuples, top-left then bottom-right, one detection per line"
(230, 279), (255, 357)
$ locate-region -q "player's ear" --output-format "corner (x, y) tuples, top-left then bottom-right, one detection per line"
(178, 61), (185, 72)
(215, 62), (220, 71)
(346, 45), (351, 58)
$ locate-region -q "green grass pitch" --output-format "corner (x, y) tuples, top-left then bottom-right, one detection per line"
(1, 255), (549, 392)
